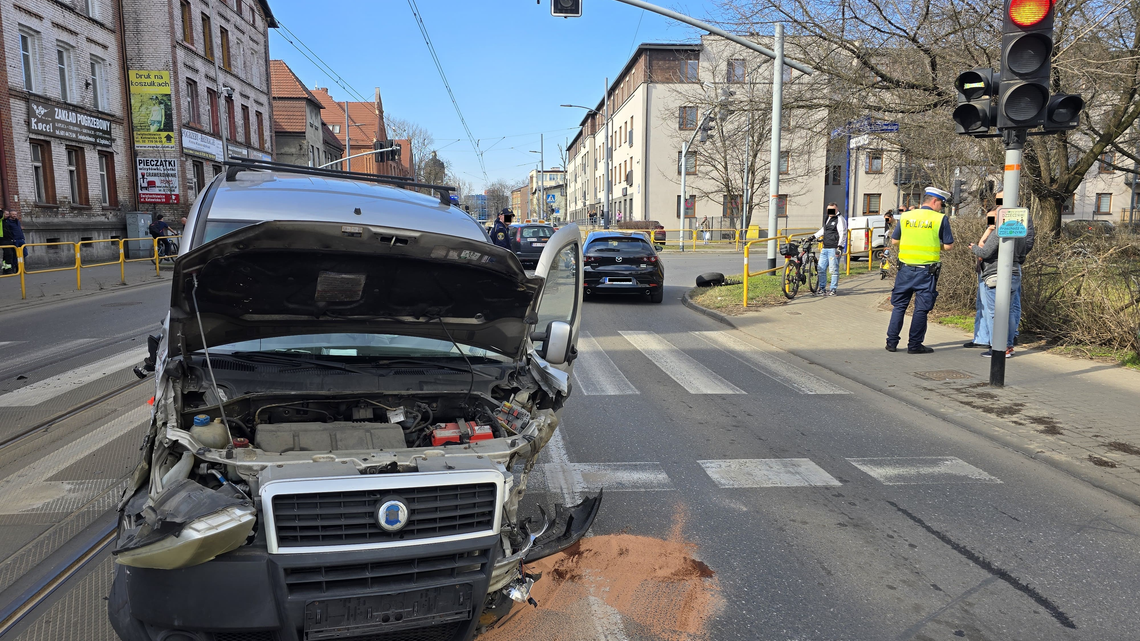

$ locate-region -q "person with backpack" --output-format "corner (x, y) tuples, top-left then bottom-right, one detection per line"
(149, 214), (174, 257)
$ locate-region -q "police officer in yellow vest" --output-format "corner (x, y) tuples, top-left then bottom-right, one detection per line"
(886, 187), (955, 353)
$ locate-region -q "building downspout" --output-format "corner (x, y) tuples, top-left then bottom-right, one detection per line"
(642, 76), (650, 222)
(117, 0), (139, 210)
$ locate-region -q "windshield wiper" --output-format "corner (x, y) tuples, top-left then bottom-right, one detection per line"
(223, 352), (380, 376)
(368, 357), (494, 377)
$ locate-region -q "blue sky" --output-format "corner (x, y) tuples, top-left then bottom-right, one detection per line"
(266, 1), (719, 191)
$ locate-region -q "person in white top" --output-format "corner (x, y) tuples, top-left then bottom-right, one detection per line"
(814, 203), (847, 296)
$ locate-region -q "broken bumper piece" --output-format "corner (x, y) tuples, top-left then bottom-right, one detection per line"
(524, 490), (602, 563)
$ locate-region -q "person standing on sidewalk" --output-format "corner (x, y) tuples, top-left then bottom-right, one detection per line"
(814, 203), (846, 296)
(491, 209), (512, 250)
(885, 187), (955, 354)
(965, 193), (1002, 350)
(2, 211), (26, 275)
(971, 198), (1034, 359)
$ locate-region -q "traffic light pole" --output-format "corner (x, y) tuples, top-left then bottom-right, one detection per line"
(990, 127), (1025, 387)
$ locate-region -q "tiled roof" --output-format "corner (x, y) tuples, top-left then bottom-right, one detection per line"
(270, 60), (319, 104)
(271, 100), (307, 134)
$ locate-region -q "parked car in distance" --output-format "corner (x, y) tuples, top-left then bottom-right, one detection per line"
(1063, 219), (1115, 237)
(847, 215), (887, 259)
(583, 230), (665, 303)
(509, 223), (555, 267)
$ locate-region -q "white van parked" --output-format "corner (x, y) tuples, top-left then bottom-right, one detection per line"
(847, 215), (888, 258)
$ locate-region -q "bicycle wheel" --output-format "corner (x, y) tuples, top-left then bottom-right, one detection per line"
(804, 255), (819, 294)
(782, 262), (800, 299)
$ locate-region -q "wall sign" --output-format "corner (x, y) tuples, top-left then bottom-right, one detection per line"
(28, 99), (112, 147)
(137, 157), (180, 204)
(129, 70), (174, 149)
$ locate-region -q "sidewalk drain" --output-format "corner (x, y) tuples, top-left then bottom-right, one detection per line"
(912, 370), (974, 381)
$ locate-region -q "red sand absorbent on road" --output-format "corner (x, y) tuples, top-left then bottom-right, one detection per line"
(482, 533), (721, 640)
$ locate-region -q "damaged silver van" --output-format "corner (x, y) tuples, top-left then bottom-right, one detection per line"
(108, 161), (600, 641)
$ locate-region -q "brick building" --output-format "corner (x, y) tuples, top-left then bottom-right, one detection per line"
(269, 58), (340, 168)
(311, 86), (412, 178)
(1, 0), (134, 263)
(121, 0), (275, 222)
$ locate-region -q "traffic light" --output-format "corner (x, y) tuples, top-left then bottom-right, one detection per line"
(1043, 93), (1084, 131)
(952, 179), (966, 205)
(953, 69), (998, 136)
(998, 0), (1054, 129)
(551, 0), (581, 17)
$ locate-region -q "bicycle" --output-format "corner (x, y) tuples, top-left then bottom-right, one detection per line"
(780, 236), (819, 299)
(156, 235), (180, 262)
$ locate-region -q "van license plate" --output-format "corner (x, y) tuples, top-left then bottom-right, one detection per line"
(304, 584), (472, 640)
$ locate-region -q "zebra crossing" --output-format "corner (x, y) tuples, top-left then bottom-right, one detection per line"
(574, 329), (849, 396)
(528, 454), (1003, 494)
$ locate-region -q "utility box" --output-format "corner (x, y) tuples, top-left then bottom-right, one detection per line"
(124, 212), (153, 259)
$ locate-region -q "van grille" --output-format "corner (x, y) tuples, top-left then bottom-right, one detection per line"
(283, 549), (489, 598)
(271, 483), (497, 549)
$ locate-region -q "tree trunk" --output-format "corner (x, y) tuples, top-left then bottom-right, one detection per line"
(1036, 196), (1063, 239)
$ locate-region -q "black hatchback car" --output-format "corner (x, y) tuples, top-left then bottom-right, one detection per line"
(583, 231), (665, 303)
(509, 223), (555, 267)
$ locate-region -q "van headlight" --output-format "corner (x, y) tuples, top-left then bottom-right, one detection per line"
(115, 505), (256, 570)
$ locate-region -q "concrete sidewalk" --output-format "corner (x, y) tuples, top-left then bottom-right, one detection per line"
(690, 273), (1140, 506)
(0, 260), (170, 313)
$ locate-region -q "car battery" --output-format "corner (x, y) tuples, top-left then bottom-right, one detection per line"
(431, 421), (495, 446)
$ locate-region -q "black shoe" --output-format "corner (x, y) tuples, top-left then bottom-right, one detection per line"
(963, 341), (990, 349)
(885, 344), (898, 352)
(907, 345), (935, 354)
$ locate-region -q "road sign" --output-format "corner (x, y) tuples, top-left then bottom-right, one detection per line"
(849, 134), (869, 149)
(998, 207), (1028, 238)
(546, 194), (556, 203)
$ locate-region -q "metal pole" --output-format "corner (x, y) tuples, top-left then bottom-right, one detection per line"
(990, 128), (1025, 386)
(540, 133), (545, 221)
(766, 23), (784, 271)
(680, 136), (688, 253)
(611, 0), (814, 75)
(604, 77), (611, 230)
(741, 108), (751, 250)
(345, 102), (351, 172)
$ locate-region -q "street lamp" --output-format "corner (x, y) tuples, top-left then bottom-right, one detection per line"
(528, 139), (545, 220)
(561, 78), (612, 229)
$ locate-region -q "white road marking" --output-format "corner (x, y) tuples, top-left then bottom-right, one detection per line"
(536, 462), (674, 492)
(0, 406), (149, 514)
(619, 330), (745, 395)
(0, 341), (20, 349)
(693, 331), (851, 395)
(0, 347), (148, 407)
(0, 338), (97, 373)
(699, 458), (842, 488)
(846, 457), (1002, 485)
(573, 332), (639, 396)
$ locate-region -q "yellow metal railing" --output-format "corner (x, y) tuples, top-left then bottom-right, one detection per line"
(741, 231), (817, 307)
(2, 236), (179, 300)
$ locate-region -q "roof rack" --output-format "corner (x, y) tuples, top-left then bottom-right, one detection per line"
(223, 158), (457, 205)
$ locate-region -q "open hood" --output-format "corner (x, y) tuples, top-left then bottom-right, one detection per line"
(169, 220), (543, 356)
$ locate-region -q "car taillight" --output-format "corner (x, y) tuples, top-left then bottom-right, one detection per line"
(584, 256), (598, 263)
(644, 256), (657, 263)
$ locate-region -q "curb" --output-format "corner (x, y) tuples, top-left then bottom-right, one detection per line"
(681, 290), (736, 328)
(0, 275), (170, 315)
(680, 293), (1140, 509)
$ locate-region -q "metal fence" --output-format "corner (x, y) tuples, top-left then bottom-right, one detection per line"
(0, 235), (178, 299)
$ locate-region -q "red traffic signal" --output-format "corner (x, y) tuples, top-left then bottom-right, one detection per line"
(1008, 0), (1054, 28)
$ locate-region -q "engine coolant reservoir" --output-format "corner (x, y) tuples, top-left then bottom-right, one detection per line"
(190, 415), (231, 449)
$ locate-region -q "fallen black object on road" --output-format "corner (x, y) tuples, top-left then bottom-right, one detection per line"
(695, 272), (726, 287)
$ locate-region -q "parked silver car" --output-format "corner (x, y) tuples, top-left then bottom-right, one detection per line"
(109, 161), (599, 641)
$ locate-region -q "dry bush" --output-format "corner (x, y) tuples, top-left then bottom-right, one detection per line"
(933, 219), (1140, 354)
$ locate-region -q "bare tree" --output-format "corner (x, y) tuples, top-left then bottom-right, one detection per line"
(484, 179), (518, 216)
(718, 0), (1140, 235)
(386, 116), (436, 182)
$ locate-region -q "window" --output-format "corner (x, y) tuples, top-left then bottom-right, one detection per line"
(866, 150), (883, 173)
(677, 150), (696, 175)
(1095, 193), (1112, 215)
(65, 146), (88, 205)
(241, 105), (250, 143)
(90, 57), (107, 111)
(84, 0), (99, 19)
(191, 160), (206, 199)
(20, 29), (41, 93)
(680, 59), (699, 82)
(679, 106), (697, 130)
(728, 58), (746, 83)
(255, 111), (264, 149)
(186, 79), (200, 124)
(830, 164), (842, 186)
(220, 27), (231, 70)
(56, 44), (74, 103)
(235, 0), (243, 18)
(207, 88), (219, 133)
(779, 151), (790, 175)
(212, 164), (223, 176)
(783, 66), (793, 83)
(237, 41), (246, 77)
(628, 116), (634, 146)
(775, 194), (788, 218)
(1099, 152), (1115, 173)
(30, 141), (54, 204)
(332, 124), (341, 133)
(97, 151), (117, 207)
(180, 1), (194, 45)
(202, 14), (214, 61)
(863, 193), (882, 216)
(226, 96), (236, 140)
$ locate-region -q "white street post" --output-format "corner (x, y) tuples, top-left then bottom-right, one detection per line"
(990, 129), (1025, 385)
(766, 23), (785, 271)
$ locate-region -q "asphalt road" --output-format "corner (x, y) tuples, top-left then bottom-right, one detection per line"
(1, 252), (1138, 641)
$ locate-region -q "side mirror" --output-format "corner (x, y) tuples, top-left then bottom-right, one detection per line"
(533, 321), (572, 365)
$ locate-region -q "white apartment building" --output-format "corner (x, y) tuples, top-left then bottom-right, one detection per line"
(526, 167), (564, 221)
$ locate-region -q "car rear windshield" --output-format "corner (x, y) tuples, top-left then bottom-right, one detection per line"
(586, 237), (653, 255)
(522, 226), (554, 239)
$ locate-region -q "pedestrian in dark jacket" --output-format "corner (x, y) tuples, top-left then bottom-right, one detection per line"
(970, 200), (1033, 358)
(2, 211), (26, 275)
(490, 209), (513, 250)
